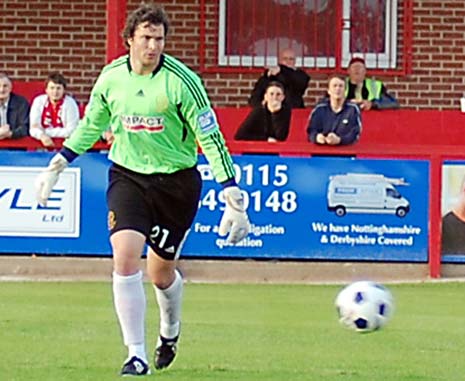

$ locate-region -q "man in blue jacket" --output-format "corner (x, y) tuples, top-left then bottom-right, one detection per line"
(0, 72), (30, 140)
(307, 74), (361, 146)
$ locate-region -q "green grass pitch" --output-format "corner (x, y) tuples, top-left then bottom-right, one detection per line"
(0, 281), (464, 380)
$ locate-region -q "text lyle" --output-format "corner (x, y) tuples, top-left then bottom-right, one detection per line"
(0, 188), (64, 210)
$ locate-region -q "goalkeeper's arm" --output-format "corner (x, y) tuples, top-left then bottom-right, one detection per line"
(35, 147), (79, 206)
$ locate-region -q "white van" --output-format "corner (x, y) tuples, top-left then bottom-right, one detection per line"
(327, 173), (410, 217)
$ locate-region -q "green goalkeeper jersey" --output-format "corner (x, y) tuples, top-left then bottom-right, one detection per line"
(64, 54), (235, 183)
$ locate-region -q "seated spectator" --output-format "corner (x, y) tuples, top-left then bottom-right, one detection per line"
(346, 57), (399, 111)
(235, 81), (291, 142)
(29, 72), (80, 147)
(249, 48), (310, 109)
(307, 74), (361, 146)
(0, 72), (30, 140)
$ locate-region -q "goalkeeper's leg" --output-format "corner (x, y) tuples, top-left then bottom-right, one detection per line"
(147, 249), (183, 370)
(111, 230), (150, 376)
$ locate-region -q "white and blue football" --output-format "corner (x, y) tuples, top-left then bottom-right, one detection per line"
(335, 281), (394, 332)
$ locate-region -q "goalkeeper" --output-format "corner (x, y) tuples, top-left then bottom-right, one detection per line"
(34, 3), (250, 377)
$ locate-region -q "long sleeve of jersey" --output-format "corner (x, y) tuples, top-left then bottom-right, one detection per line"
(175, 71), (236, 183)
(63, 74), (111, 154)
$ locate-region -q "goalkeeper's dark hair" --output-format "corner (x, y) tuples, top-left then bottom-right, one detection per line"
(123, 3), (170, 49)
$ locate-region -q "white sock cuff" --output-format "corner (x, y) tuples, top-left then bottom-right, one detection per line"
(154, 269), (182, 294)
(113, 270), (143, 283)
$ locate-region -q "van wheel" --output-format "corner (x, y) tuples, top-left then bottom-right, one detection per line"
(335, 206), (346, 217)
(396, 207), (407, 217)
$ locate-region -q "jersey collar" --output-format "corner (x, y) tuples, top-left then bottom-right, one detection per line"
(126, 54), (165, 77)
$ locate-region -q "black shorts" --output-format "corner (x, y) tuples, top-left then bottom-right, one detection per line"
(106, 163), (202, 260)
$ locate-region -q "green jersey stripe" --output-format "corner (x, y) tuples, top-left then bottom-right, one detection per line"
(105, 55), (128, 72)
(163, 55), (206, 98)
(210, 130), (235, 179)
(163, 60), (206, 109)
(163, 58), (208, 109)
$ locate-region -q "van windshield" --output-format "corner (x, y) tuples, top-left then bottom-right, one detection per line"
(386, 188), (401, 199)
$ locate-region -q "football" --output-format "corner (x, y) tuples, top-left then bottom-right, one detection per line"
(335, 281), (394, 332)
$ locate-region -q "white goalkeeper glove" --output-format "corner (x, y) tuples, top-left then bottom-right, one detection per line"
(219, 186), (250, 244)
(35, 153), (69, 206)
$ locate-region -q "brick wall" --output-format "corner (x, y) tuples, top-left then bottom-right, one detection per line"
(1, 0), (464, 110)
(1, 0), (107, 102)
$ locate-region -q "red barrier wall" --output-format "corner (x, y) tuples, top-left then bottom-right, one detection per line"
(2, 108), (465, 278)
(217, 108), (465, 152)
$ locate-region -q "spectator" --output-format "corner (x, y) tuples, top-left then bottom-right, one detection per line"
(29, 72), (80, 147)
(0, 72), (30, 140)
(346, 57), (399, 111)
(249, 48), (310, 109)
(442, 174), (465, 255)
(307, 74), (361, 146)
(235, 81), (291, 142)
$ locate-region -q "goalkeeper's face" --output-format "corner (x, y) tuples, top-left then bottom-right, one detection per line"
(128, 21), (165, 74)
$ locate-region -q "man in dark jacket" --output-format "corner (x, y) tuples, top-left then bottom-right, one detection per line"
(249, 48), (310, 109)
(236, 81), (291, 141)
(0, 72), (30, 140)
(307, 75), (361, 146)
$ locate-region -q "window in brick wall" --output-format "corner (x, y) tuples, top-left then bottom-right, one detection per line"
(215, 0), (402, 70)
(343, 0), (397, 68)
